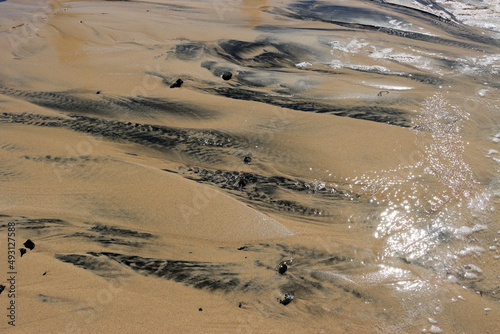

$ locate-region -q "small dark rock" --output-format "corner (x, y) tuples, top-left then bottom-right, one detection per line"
(279, 293), (294, 306)
(237, 246), (248, 251)
(243, 156), (252, 164)
(43, 272), (47, 276)
(238, 177), (247, 188)
(198, 308), (203, 311)
(277, 262), (288, 275)
(0, 284), (5, 295)
(24, 239), (35, 250)
(96, 91), (101, 95)
(170, 78), (183, 88)
(19, 248), (27, 257)
(238, 302), (242, 308)
(221, 72), (232, 80)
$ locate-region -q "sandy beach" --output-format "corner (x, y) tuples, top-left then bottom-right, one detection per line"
(0, 0), (499, 332)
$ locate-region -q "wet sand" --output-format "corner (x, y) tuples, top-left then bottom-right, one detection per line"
(0, 0), (499, 333)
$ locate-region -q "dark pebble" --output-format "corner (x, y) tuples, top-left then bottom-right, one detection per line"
(0, 285), (5, 295)
(243, 156), (252, 164)
(238, 178), (247, 188)
(43, 272), (47, 276)
(19, 248), (27, 257)
(170, 78), (183, 88)
(198, 308), (203, 311)
(238, 302), (242, 308)
(277, 262), (288, 275)
(279, 293), (294, 306)
(221, 72), (232, 80)
(24, 239), (35, 250)
(96, 91), (101, 94)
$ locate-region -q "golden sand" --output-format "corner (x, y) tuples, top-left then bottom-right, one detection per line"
(0, 0), (499, 332)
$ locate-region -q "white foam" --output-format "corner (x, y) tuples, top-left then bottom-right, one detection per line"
(459, 246), (485, 256)
(295, 61), (312, 68)
(369, 48), (433, 70)
(429, 325), (443, 333)
(457, 55), (500, 75)
(329, 39), (368, 54)
(455, 224), (488, 236)
(463, 272), (478, 279)
(361, 81), (414, 90)
(465, 264), (483, 273)
(478, 89), (489, 97)
(387, 18), (413, 30)
(487, 149), (499, 156)
(434, 0), (500, 33)
(349, 64), (391, 73)
(493, 133), (500, 143)
(328, 59), (344, 69)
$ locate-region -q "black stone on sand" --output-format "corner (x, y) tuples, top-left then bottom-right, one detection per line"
(279, 293), (294, 306)
(170, 79), (184, 88)
(24, 239), (35, 250)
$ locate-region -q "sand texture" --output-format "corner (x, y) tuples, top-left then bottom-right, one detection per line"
(0, 0), (499, 333)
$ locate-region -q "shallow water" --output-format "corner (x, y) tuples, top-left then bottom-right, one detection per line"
(0, 0), (499, 332)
